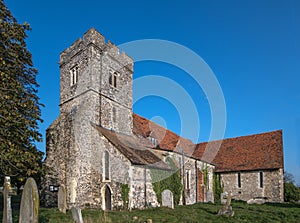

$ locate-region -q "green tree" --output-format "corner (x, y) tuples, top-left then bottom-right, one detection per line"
(284, 182), (300, 202)
(284, 172), (300, 202)
(284, 171), (295, 184)
(0, 0), (44, 188)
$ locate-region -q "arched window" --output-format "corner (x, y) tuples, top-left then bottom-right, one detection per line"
(70, 65), (78, 86)
(109, 70), (118, 88)
(104, 151), (110, 180)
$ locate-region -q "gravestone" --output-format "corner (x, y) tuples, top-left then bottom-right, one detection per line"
(2, 176), (13, 223)
(247, 197), (267, 204)
(71, 207), (83, 223)
(58, 185), (67, 214)
(206, 191), (214, 203)
(161, 189), (174, 209)
(221, 192), (228, 204)
(19, 177), (39, 223)
(217, 192), (234, 217)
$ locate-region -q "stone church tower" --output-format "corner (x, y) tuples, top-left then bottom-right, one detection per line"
(59, 28), (133, 134)
(43, 28), (138, 208)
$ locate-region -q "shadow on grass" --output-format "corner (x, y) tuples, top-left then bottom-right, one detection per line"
(190, 202), (220, 215)
(264, 202), (300, 208)
(39, 215), (50, 223)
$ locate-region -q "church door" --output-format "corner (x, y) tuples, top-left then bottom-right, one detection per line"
(105, 185), (112, 210)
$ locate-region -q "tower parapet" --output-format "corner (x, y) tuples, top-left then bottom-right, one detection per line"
(59, 28), (133, 72)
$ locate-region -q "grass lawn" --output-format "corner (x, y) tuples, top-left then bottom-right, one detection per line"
(1, 196), (300, 223)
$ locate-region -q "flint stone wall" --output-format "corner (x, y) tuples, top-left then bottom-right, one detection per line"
(220, 168), (284, 202)
(44, 113), (159, 209)
(129, 167), (159, 209)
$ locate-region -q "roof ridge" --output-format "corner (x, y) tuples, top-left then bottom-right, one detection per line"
(134, 113), (282, 146)
(196, 129), (282, 145)
(133, 113), (193, 143)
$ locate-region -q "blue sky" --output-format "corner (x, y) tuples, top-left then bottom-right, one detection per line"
(6, 0), (300, 184)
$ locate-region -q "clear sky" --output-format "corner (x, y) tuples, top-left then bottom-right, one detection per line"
(6, 0), (300, 184)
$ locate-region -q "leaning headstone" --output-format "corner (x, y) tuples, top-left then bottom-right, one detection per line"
(161, 189), (174, 209)
(19, 177), (39, 223)
(2, 176), (13, 223)
(71, 207), (83, 223)
(217, 192), (234, 217)
(58, 185), (67, 214)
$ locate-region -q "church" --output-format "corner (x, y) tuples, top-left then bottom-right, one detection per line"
(43, 28), (284, 210)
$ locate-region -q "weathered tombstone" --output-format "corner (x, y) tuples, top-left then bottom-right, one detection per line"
(2, 176), (13, 223)
(71, 207), (83, 223)
(19, 177), (39, 223)
(58, 185), (67, 214)
(247, 197), (267, 204)
(217, 192), (234, 217)
(221, 192), (228, 204)
(206, 191), (214, 203)
(161, 189), (174, 209)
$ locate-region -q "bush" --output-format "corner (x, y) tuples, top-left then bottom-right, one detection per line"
(284, 182), (300, 202)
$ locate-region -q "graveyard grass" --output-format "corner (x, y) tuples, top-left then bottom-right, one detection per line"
(1, 195), (300, 223)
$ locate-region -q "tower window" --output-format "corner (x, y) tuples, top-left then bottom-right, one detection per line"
(70, 65), (78, 86)
(104, 151), (110, 181)
(237, 172), (241, 188)
(259, 171), (263, 188)
(109, 70), (118, 88)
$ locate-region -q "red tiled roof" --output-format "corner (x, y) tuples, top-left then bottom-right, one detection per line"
(133, 113), (284, 173)
(133, 114), (195, 156)
(194, 130), (284, 172)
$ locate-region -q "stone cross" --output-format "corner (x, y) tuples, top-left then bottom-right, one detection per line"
(225, 192), (232, 206)
(217, 192), (234, 217)
(71, 207), (83, 223)
(19, 177), (39, 223)
(161, 189), (174, 209)
(2, 176), (13, 223)
(58, 185), (67, 214)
